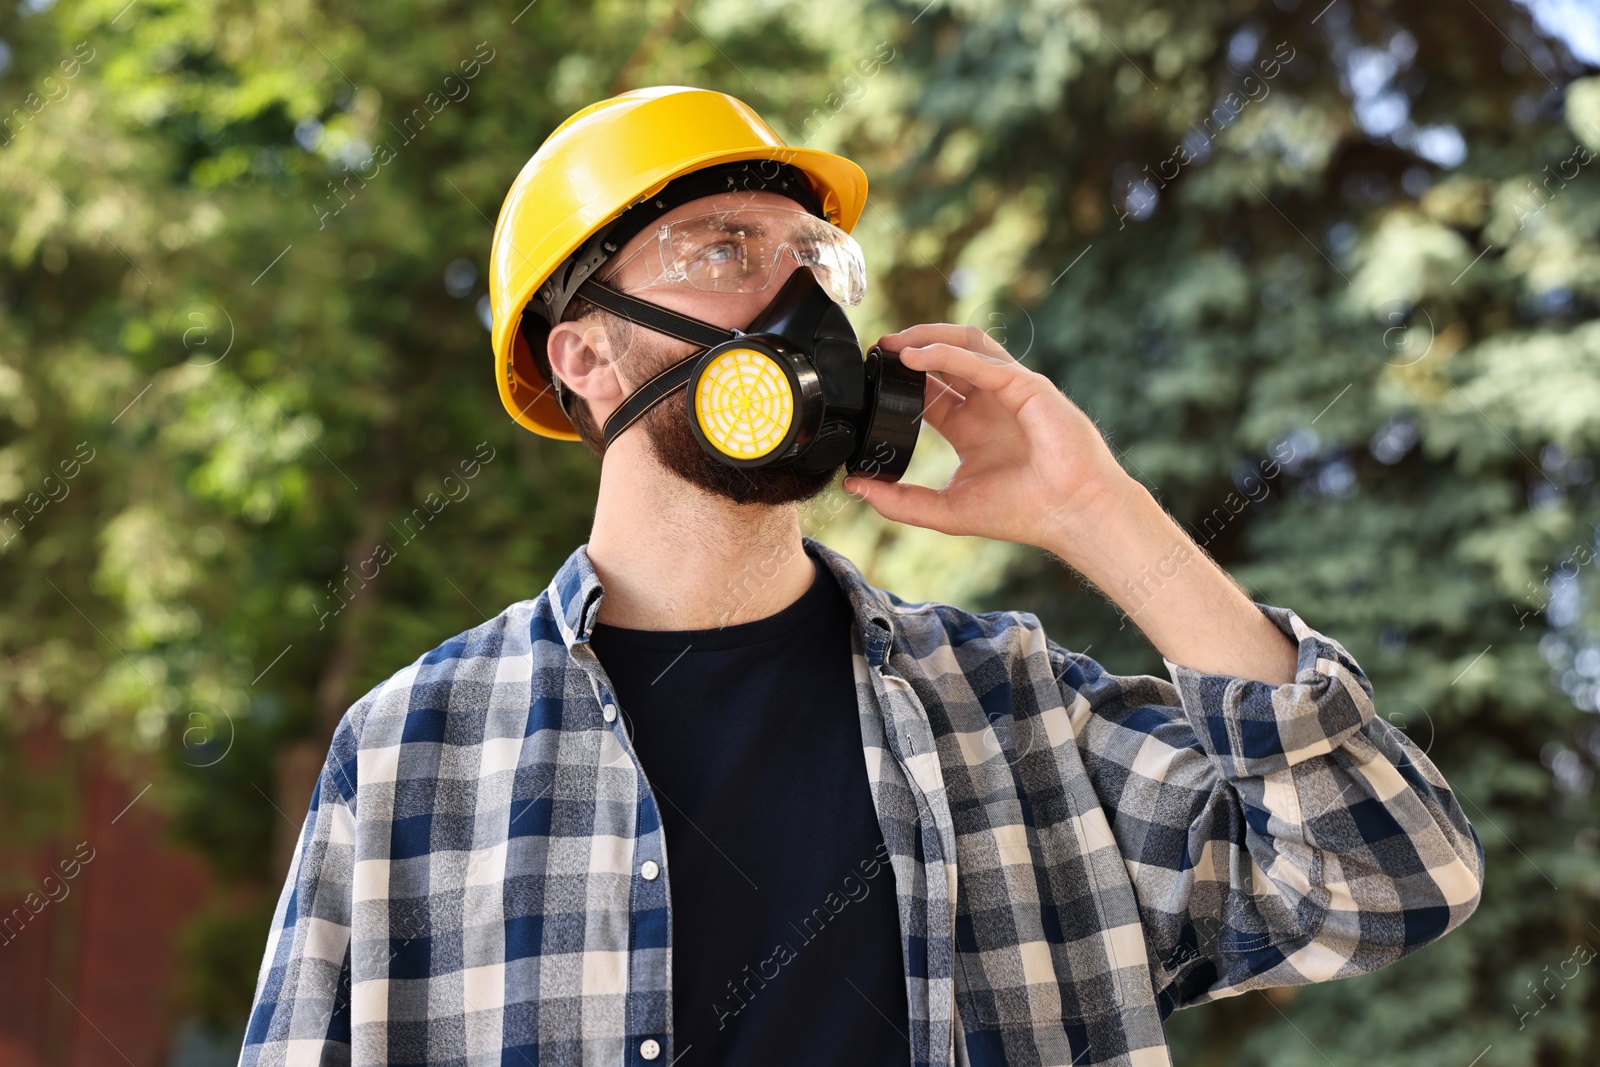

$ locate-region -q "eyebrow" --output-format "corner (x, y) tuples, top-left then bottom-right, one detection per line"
(692, 216), (770, 239)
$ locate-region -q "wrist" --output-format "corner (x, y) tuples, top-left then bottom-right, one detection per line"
(1041, 474), (1207, 626)
(1038, 471), (1154, 565)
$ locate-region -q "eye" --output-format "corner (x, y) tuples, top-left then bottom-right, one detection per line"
(793, 238), (834, 267)
(695, 240), (741, 264)
(685, 239), (750, 279)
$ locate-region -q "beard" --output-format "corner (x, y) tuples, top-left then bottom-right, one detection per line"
(615, 322), (841, 507)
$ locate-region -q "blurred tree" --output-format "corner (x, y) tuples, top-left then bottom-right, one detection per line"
(857, 0), (1600, 1064)
(0, 0), (912, 1048)
(1, 0), (1597, 1062)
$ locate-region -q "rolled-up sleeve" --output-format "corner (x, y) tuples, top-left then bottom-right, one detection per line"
(1054, 602), (1484, 1016)
(238, 714), (361, 1067)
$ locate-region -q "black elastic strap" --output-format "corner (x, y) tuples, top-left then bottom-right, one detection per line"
(578, 281), (735, 349)
(583, 281), (740, 448)
(601, 349), (705, 447)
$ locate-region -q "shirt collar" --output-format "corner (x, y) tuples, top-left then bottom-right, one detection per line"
(547, 535), (898, 668)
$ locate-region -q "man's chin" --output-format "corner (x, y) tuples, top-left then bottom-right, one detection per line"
(643, 407), (838, 507)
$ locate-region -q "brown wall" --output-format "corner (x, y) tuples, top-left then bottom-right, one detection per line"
(0, 730), (212, 1067)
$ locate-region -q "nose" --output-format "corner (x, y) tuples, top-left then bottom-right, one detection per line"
(768, 248), (809, 290)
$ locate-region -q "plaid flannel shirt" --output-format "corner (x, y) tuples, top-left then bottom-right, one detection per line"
(239, 536), (1484, 1067)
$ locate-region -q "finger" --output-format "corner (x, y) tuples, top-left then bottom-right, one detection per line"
(882, 323), (1006, 356)
(898, 342), (1026, 395)
(842, 474), (958, 533)
(920, 371), (965, 428)
(893, 341), (975, 405)
(880, 323), (1016, 362)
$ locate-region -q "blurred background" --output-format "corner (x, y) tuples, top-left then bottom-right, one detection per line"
(2, 0), (1599, 1063)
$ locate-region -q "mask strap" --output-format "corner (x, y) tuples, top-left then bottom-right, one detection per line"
(579, 281), (736, 348)
(577, 281), (739, 449)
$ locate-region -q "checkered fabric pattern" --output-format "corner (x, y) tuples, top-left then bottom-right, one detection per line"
(239, 536), (1484, 1067)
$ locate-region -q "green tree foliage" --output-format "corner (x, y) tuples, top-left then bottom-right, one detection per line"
(867, 1), (1600, 1064)
(1, 0), (1596, 1062)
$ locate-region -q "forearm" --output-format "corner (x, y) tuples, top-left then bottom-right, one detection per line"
(1040, 474), (1298, 685)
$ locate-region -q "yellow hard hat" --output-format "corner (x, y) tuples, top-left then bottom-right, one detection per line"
(488, 86), (869, 440)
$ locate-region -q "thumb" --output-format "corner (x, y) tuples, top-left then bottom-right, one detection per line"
(842, 475), (953, 532)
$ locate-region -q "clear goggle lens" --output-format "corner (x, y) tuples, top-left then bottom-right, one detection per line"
(605, 206), (867, 307)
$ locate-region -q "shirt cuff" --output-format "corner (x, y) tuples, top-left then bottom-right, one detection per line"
(1160, 603), (1376, 780)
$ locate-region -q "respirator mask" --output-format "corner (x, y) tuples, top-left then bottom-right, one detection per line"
(525, 165), (924, 481)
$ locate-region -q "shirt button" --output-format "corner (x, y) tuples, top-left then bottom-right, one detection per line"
(602, 702), (618, 722)
(640, 859), (660, 881)
(640, 1038), (661, 1060)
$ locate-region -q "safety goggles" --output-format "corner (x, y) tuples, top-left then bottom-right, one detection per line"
(602, 206), (867, 307)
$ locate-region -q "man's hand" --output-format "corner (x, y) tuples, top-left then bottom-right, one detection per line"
(842, 323), (1134, 549)
(844, 323), (1299, 686)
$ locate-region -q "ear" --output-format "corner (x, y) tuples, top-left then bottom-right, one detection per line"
(546, 320), (629, 415)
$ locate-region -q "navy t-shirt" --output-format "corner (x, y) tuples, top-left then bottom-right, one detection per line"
(587, 543), (911, 1066)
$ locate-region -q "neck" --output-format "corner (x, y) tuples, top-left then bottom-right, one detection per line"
(586, 444), (815, 631)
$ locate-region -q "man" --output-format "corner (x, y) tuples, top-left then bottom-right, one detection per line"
(239, 86), (1484, 1067)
